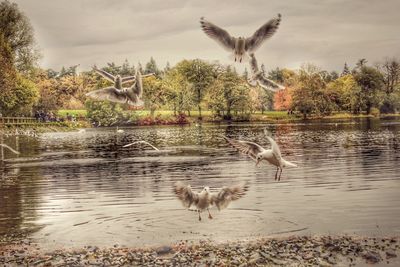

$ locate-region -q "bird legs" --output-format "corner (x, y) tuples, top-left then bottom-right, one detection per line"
(274, 167), (283, 181)
(207, 208), (213, 219)
(198, 210), (202, 221)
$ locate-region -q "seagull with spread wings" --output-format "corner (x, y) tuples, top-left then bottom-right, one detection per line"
(123, 140), (159, 151)
(173, 182), (248, 221)
(248, 53), (285, 92)
(200, 14), (281, 62)
(0, 143), (20, 161)
(222, 130), (297, 181)
(94, 68), (136, 90)
(86, 70), (154, 107)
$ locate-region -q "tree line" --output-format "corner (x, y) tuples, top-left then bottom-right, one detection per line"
(1, 0), (399, 123)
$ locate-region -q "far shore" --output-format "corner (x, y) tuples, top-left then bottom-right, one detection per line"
(1, 111), (399, 134)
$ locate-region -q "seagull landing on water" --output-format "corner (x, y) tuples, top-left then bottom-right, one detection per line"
(86, 70), (154, 107)
(200, 14), (281, 62)
(248, 53), (285, 92)
(123, 141), (159, 151)
(222, 130), (297, 181)
(173, 182), (248, 221)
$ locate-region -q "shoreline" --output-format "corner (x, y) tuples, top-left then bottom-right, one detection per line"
(1, 113), (399, 134)
(0, 235), (398, 266)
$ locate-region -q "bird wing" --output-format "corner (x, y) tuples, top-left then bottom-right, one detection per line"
(245, 14), (282, 52)
(222, 136), (264, 161)
(86, 87), (127, 104)
(0, 144), (20, 155)
(121, 76), (136, 84)
(133, 71), (143, 97)
(173, 182), (199, 208)
(211, 183), (248, 210)
(247, 78), (258, 87)
(257, 76), (285, 92)
(264, 130), (282, 163)
(200, 17), (236, 51)
(249, 53), (260, 74)
(94, 69), (115, 83)
(123, 141), (159, 151)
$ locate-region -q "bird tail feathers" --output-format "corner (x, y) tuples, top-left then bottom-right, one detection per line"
(283, 159), (297, 167)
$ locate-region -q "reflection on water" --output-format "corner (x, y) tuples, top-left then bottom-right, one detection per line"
(1, 118), (400, 247)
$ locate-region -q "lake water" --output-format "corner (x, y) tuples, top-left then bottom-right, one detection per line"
(1, 118), (400, 248)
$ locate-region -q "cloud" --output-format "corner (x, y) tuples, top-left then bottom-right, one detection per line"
(14, 0), (400, 72)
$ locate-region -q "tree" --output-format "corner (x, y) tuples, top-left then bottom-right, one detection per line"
(142, 76), (167, 117)
(176, 59), (215, 120)
(163, 68), (194, 116)
(121, 59), (135, 76)
(0, 33), (17, 116)
(326, 74), (363, 113)
(85, 100), (125, 127)
(145, 57), (161, 77)
(274, 88), (292, 111)
(379, 58), (400, 95)
(0, 0), (40, 74)
(354, 66), (384, 114)
(205, 67), (251, 119)
(10, 74), (39, 115)
(291, 64), (333, 118)
(355, 58), (368, 70)
(341, 62), (350, 76)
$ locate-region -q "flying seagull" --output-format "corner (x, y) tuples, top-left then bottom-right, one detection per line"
(173, 182), (248, 221)
(86, 70), (154, 106)
(94, 68), (136, 90)
(248, 53), (285, 92)
(0, 143), (20, 161)
(0, 144), (20, 155)
(222, 130), (297, 181)
(200, 14), (281, 62)
(123, 141), (159, 151)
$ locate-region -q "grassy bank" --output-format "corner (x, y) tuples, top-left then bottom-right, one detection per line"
(58, 109), (400, 126)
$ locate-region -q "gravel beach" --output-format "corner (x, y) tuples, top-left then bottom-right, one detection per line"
(0, 235), (399, 266)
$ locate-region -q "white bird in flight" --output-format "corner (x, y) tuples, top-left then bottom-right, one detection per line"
(0, 144), (20, 155)
(86, 70), (153, 107)
(222, 130), (297, 181)
(248, 53), (285, 92)
(94, 68), (136, 90)
(173, 182), (248, 221)
(123, 141), (159, 151)
(200, 14), (281, 62)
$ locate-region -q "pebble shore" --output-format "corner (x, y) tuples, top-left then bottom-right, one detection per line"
(0, 235), (399, 266)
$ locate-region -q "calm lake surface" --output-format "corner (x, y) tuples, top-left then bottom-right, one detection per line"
(1, 118), (400, 248)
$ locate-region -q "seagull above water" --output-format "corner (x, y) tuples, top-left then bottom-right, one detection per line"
(0, 144), (20, 155)
(123, 141), (159, 151)
(173, 182), (248, 221)
(86, 70), (154, 107)
(222, 130), (297, 181)
(200, 14), (281, 62)
(94, 68), (136, 90)
(248, 53), (285, 92)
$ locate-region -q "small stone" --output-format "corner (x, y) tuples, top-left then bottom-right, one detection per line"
(386, 249), (397, 259)
(155, 246), (173, 255)
(362, 251), (381, 264)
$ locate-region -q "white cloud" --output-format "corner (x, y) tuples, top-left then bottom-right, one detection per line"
(14, 0), (400, 72)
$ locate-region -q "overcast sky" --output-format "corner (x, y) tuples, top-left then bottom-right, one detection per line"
(14, 0), (400, 73)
